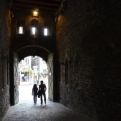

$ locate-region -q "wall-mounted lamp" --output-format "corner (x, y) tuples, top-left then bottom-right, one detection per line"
(32, 9), (39, 17)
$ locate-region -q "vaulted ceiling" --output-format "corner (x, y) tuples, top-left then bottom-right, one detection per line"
(12, 0), (61, 15)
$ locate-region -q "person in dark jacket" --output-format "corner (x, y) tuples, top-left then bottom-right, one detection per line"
(32, 84), (38, 104)
(39, 80), (47, 105)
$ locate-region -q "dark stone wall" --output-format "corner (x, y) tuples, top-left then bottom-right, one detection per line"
(0, 0), (11, 120)
(56, 0), (121, 121)
(0, 86), (9, 121)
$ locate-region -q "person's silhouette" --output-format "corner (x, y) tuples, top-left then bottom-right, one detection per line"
(32, 84), (38, 104)
(39, 80), (46, 104)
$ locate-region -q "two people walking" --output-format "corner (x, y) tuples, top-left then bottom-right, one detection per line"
(32, 80), (47, 105)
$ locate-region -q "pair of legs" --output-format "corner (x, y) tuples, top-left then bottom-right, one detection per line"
(40, 92), (46, 104)
(33, 94), (37, 104)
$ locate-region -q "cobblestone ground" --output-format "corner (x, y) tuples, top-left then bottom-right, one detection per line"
(3, 85), (96, 121)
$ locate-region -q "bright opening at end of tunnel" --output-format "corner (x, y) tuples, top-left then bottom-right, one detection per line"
(18, 56), (48, 101)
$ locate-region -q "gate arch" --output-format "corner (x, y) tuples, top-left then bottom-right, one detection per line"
(10, 45), (55, 105)
(17, 45), (51, 62)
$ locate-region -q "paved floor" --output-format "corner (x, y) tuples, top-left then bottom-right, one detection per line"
(3, 85), (96, 121)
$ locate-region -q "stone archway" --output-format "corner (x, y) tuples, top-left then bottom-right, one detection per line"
(10, 46), (56, 105)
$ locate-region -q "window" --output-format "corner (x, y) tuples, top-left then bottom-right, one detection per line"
(17, 20), (24, 35)
(30, 19), (38, 37)
(18, 26), (23, 34)
(44, 28), (48, 36)
(31, 27), (36, 35)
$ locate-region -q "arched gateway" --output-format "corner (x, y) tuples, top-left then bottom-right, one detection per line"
(10, 45), (57, 105)
(9, 9), (59, 105)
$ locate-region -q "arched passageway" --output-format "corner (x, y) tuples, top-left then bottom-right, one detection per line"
(9, 46), (59, 106)
(2, 0), (121, 120)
